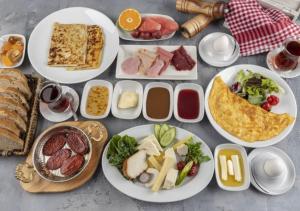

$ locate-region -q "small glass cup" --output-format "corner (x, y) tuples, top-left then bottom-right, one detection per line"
(273, 37), (300, 71)
(39, 82), (70, 113)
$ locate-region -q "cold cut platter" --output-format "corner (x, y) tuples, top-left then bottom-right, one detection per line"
(115, 45), (198, 80)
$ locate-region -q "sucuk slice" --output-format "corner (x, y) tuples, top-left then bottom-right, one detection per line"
(66, 132), (89, 154)
(42, 133), (67, 156)
(160, 127), (176, 147)
(46, 148), (72, 170)
(60, 154), (85, 176)
(121, 57), (140, 75)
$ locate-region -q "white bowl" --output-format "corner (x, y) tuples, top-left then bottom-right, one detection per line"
(111, 80), (143, 119)
(214, 144), (250, 191)
(173, 83), (204, 123)
(143, 82), (173, 122)
(0, 34), (26, 68)
(80, 80), (113, 119)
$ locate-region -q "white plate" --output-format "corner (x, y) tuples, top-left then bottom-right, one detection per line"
(117, 14), (176, 41)
(0, 34), (26, 68)
(248, 147), (296, 195)
(80, 80), (113, 119)
(198, 32), (240, 67)
(205, 64), (297, 148)
(39, 86), (79, 122)
(116, 45), (198, 80)
(28, 7), (119, 84)
(266, 47), (300, 78)
(214, 144), (250, 191)
(111, 80), (143, 119)
(173, 83), (204, 123)
(143, 82), (173, 122)
(101, 124), (214, 203)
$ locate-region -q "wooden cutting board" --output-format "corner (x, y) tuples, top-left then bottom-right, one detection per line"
(16, 121), (108, 193)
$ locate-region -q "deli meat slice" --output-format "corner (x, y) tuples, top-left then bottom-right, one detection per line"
(157, 47), (173, 74)
(171, 46), (195, 71)
(146, 58), (164, 77)
(121, 57), (140, 75)
(60, 154), (85, 176)
(46, 148), (72, 170)
(137, 49), (157, 74)
(43, 134), (67, 156)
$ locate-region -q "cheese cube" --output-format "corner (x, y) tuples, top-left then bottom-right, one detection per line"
(176, 144), (188, 156)
(163, 168), (178, 189)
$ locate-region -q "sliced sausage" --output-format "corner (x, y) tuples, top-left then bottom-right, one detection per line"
(60, 154), (85, 176)
(42, 133), (67, 156)
(66, 132), (89, 155)
(46, 148), (72, 170)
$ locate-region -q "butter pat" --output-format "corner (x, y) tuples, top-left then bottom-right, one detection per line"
(118, 91), (138, 109)
(219, 155), (228, 181)
(231, 155), (242, 182)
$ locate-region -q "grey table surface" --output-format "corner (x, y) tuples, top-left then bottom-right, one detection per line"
(0, 0), (299, 210)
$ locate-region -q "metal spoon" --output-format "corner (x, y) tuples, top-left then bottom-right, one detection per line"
(65, 92), (78, 121)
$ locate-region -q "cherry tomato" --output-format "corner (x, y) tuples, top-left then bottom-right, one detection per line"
(261, 102), (272, 111)
(267, 95), (279, 106)
(131, 31), (140, 38)
(177, 161), (186, 171)
(188, 163), (199, 176)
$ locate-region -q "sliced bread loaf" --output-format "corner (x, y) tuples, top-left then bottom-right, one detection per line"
(0, 119), (21, 137)
(0, 75), (32, 99)
(0, 128), (23, 151)
(0, 96), (28, 121)
(0, 87), (29, 110)
(0, 69), (28, 84)
(0, 108), (26, 132)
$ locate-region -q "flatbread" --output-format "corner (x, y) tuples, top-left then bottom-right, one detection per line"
(48, 23), (87, 66)
(208, 76), (295, 142)
(67, 25), (104, 70)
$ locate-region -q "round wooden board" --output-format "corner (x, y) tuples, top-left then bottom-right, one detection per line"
(17, 121), (108, 193)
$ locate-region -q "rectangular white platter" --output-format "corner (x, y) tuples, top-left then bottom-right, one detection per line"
(115, 45), (198, 80)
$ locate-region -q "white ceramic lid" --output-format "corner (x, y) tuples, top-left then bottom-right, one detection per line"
(248, 146), (296, 195)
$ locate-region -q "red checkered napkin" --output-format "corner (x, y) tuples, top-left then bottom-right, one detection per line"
(225, 0), (300, 56)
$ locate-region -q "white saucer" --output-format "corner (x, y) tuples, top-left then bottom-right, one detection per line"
(248, 146), (296, 195)
(266, 47), (300, 78)
(39, 86), (79, 122)
(198, 32), (240, 67)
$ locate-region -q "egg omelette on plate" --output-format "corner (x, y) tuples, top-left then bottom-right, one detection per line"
(208, 76), (295, 142)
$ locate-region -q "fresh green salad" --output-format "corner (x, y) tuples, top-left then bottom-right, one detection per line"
(231, 70), (283, 111)
(106, 135), (138, 170)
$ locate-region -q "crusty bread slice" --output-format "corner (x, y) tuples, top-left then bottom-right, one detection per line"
(0, 87), (29, 110)
(0, 96), (27, 121)
(0, 69), (28, 84)
(0, 75), (32, 99)
(0, 119), (21, 137)
(0, 128), (23, 151)
(0, 108), (26, 132)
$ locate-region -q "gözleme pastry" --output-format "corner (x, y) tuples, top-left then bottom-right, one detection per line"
(208, 76), (294, 142)
(48, 23), (104, 70)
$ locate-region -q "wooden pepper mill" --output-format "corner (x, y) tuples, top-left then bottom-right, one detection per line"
(176, 0), (229, 38)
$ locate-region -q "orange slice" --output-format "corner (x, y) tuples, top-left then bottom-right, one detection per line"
(118, 8), (141, 31)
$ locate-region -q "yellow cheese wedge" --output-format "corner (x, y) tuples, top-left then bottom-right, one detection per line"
(219, 155), (228, 181)
(148, 156), (162, 171)
(151, 157), (175, 192)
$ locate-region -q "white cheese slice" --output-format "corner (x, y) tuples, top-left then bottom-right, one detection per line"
(163, 168), (178, 189)
(231, 155), (242, 182)
(140, 134), (163, 152)
(219, 155), (228, 181)
(164, 147), (177, 167)
(227, 159), (234, 176)
(138, 139), (160, 156)
(151, 157), (175, 192)
(176, 144), (188, 156)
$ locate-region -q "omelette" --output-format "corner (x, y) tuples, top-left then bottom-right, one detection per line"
(208, 76), (295, 142)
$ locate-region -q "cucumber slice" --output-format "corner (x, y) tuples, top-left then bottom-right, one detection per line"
(154, 124), (161, 140)
(159, 124), (169, 140)
(160, 127), (176, 147)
